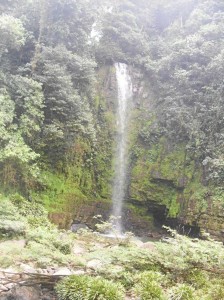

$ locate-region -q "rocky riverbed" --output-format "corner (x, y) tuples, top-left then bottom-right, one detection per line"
(0, 235), (156, 300)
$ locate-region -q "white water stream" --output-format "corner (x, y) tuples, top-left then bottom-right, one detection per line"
(112, 63), (133, 234)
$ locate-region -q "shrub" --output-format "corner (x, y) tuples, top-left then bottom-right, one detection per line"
(26, 227), (72, 254)
(133, 271), (166, 300)
(0, 198), (22, 221)
(0, 239), (31, 268)
(100, 268), (135, 289)
(24, 241), (69, 267)
(155, 229), (224, 272)
(168, 284), (194, 300)
(0, 255), (14, 268)
(11, 193), (49, 220)
(185, 269), (209, 289)
(0, 199), (27, 238)
(0, 220), (26, 237)
(205, 281), (224, 300)
(26, 215), (51, 228)
(56, 275), (125, 300)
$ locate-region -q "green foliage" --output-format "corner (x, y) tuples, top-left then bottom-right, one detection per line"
(0, 195), (76, 266)
(0, 198), (27, 238)
(11, 193), (51, 227)
(100, 269), (135, 289)
(0, 2), (224, 287)
(96, 2), (156, 65)
(10, 75), (44, 141)
(1, 0), (223, 214)
(0, 197), (24, 221)
(149, 1), (224, 183)
(155, 230), (224, 273)
(84, 244), (157, 273)
(168, 284), (194, 300)
(34, 170), (88, 215)
(0, 195), (224, 300)
(130, 139), (191, 217)
(184, 269), (209, 289)
(0, 219), (26, 238)
(0, 0), (102, 195)
(0, 85), (41, 190)
(205, 281), (224, 300)
(24, 240), (71, 267)
(0, 239), (24, 267)
(56, 275), (125, 300)
(133, 271), (166, 300)
(81, 229), (224, 299)
(0, 89), (15, 138)
(0, 134), (40, 190)
(26, 226), (72, 255)
(0, 134), (39, 163)
(11, 193), (47, 216)
(0, 14), (26, 57)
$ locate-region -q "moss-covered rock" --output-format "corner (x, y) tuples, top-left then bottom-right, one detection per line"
(127, 67), (224, 240)
(14, 64), (223, 241)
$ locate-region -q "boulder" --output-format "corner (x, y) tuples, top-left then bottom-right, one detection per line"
(130, 238), (144, 247)
(19, 264), (36, 274)
(140, 242), (155, 251)
(0, 284), (8, 291)
(73, 244), (86, 255)
(72, 270), (85, 275)
(53, 268), (72, 276)
(71, 223), (89, 232)
(0, 286), (41, 300)
(86, 259), (102, 271)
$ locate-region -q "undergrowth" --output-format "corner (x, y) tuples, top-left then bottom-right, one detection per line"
(0, 195), (224, 300)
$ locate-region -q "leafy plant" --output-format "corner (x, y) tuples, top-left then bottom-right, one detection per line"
(168, 284), (194, 300)
(0, 198), (27, 238)
(94, 215), (134, 245)
(56, 275), (125, 300)
(133, 271), (166, 300)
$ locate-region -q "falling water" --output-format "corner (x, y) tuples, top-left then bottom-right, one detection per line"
(112, 63), (133, 234)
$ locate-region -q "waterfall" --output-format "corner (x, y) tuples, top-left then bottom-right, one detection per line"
(112, 63), (133, 234)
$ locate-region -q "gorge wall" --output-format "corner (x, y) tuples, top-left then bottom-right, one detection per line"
(0, 0), (224, 241)
(48, 64), (224, 241)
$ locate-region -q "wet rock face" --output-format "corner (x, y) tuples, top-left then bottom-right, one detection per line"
(45, 64), (224, 242)
(128, 112), (224, 242)
(70, 222), (89, 232)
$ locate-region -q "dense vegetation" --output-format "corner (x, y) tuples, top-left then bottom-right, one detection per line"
(0, 0), (97, 192)
(1, 0), (223, 192)
(0, 1), (224, 297)
(1, 196), (224, 299)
